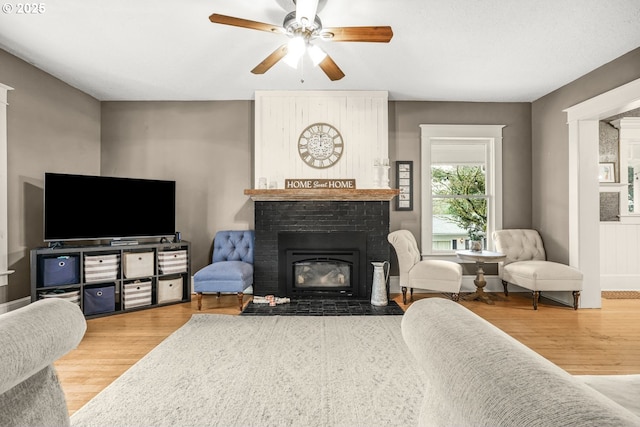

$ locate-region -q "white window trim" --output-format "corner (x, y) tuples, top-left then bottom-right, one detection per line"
(420, 124), (504, 257)
(0, 83), (14, 286)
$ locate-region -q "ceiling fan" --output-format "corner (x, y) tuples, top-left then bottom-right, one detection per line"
(209, 0), (393, 81)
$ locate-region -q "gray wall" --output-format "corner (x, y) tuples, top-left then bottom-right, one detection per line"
(531, 47), (640, 263)
(100, 101), (254, 273)
(0, 49), (101, 303)
(388, 101), (533, 243)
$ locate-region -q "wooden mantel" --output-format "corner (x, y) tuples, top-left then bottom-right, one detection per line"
(244, 188), (399, 201)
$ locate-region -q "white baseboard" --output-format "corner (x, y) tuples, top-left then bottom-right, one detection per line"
(0, 296), (30, 314)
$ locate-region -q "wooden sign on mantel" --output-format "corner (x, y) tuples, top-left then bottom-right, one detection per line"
(284, 179), (356, 190)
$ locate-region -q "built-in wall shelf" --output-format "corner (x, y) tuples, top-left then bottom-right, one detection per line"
(244, 189), (399, 201)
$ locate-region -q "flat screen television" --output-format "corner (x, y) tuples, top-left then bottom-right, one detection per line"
(44, 172), (176, 242)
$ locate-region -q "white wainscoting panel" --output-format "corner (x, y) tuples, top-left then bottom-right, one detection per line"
(254, 91), (389, 189)
(600, 222), (640, 290)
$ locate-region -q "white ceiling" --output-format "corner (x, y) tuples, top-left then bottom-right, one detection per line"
(1, 0), (640, 102)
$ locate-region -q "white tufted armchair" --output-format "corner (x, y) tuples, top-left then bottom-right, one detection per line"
(492, 229), (583, 310)
(388, 230), (462, 304)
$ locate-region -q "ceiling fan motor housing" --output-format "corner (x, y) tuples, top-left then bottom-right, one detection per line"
(283, 11), (323, 40)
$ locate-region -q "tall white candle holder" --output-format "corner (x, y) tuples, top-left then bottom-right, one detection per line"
(373, 158), (391, 189)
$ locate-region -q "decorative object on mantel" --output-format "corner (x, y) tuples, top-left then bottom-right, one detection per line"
(373, 158), (390, 188)
(244, 188), (399, 201)
(298, 123), (344, 169)
(395, 160), (413, 211)
(285, 179), (355, 189)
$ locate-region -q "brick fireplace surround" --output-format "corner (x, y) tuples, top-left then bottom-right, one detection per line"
(246, 189), (398, 299)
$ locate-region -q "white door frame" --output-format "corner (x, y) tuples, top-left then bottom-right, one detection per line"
(565, 78), (640, 308)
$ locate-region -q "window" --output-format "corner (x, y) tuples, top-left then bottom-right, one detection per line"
(421, 125), (503, 256)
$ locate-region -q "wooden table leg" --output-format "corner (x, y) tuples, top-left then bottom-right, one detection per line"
(462, 262), (507, 305)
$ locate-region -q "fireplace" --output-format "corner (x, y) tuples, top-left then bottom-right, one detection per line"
(280, 232), (366, 298)
(251, 197), (393, 299)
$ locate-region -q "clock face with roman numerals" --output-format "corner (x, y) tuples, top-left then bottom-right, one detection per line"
(298, 122), (344, 169)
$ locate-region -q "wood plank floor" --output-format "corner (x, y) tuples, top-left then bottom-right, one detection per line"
(54, 293), (640, 415)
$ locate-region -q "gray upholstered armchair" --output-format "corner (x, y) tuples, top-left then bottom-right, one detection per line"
(193, 230), (255, 311)
(388, 230), (463, 304)
(493, 229), (583, 310)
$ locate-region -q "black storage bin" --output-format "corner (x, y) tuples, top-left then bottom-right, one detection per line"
(83, 284), (116, 315)
(41, 255), (79, 286)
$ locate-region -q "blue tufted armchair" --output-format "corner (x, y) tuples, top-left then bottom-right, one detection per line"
(193, 230), (255, 311)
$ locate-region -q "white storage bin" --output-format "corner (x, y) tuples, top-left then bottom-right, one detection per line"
(39, 289), (81, 307)
(123, 251), (154, 278)
(158, 250), (188, 275)
(84, 253), (119, 283)
(157, 277), (183, 304)
(123, 280), (152, 309)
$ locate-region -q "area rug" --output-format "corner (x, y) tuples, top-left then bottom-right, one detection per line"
(241, 299), (405, 316)
(70, 314), (425, 427)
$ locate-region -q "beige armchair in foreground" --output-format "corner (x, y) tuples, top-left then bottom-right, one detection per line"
(493, 229), (583, 310)
(388, 230), (463, 304)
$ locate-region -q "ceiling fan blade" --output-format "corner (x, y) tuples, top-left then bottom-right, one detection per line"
(251, 44), (289, 74)
(209, 13), (283, 34)
(295, 0), (319, 24)
(321, 26), (393, 43)
(318, 54), (345, 81)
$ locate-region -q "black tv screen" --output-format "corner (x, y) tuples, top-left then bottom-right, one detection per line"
(44, 173), (176, 242)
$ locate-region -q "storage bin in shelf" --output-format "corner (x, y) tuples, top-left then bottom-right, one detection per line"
(83, 284), (116, 316)
(41, 255), (80, 287)
(39, 289), (81, 307)
(158, 277), (183, 304)
(158, 250), (188, 275)
(84, 253), (119, 283)
(123, 251), (154, 278)
(123, 280), (152, 310)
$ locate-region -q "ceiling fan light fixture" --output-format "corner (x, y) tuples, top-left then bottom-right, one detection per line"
(283, 36), (305, 68)
(308, 44), (327, 66)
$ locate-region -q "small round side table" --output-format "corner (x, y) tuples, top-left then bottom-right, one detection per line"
(456, 250), (507, 305)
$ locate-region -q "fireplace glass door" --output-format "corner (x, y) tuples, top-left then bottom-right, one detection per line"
(286, 250), (358, 297)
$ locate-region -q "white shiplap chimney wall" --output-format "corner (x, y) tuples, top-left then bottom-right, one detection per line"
(254, 90), (389, 189)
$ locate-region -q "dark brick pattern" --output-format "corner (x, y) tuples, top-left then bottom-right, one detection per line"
(241, 299), (404, 316)
(254, 201), (391, 298)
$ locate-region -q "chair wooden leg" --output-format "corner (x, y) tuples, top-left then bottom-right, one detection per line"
(410, 287), (414, 302)
(532, 291), (540, 310)
(572, 291), (580, 310)
(401, 286), (408, 305)
(501, 280), (509, 296)
(197, 292), (203, 311)
(237, 292), (244, 311)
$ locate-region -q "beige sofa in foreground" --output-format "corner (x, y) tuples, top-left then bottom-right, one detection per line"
(402, 298), (640, 426)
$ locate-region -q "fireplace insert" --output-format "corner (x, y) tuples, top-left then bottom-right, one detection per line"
(286, 250), (358, 297)
(278, 231), (367, 298)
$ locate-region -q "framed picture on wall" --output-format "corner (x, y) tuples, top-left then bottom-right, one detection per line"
(395, 161), (413, 211)
(599, 162), (615, 183)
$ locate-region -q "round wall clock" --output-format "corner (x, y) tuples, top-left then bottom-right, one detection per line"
(297, 122), (344, 169)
